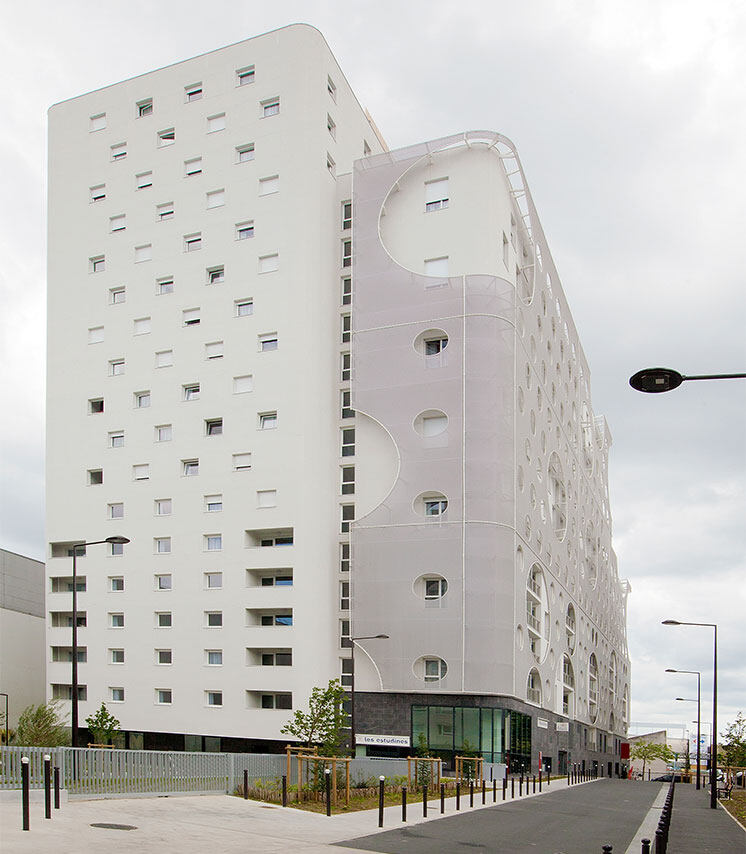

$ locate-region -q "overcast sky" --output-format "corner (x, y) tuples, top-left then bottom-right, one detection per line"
(1, 0), (744, 738)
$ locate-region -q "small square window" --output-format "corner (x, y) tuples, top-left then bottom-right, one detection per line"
(205, 572), (223, 589)
(342, 202), (352, 230)
(207, 650), (223, 666)
(341, 427), (355, 457)
(155, 537), (171, 553)
(340, 542), (350, 572)
(259, 175), (279, 196)
(425, 178), (449, 212)
(110, 613), (125, 628)
(110, 142), (127, 161)
(155, 499), (172, 516)
(207, 113), (226, 133)
(133, 464), (150, 481)
(341, 314), (351, 343)
(341, 390), (354, 419)
(258, 253), (278, 273)
(205, 534), (222, 551)
(340, 580), (350, 610)
(156, 574), (172, 591)
(90, 184), (106, 203)
(206, 691), (223, 706)
(236, 143), (255, 163)
(110, 214), (126, 232)
(236, 66), (255, 86)
(342, 240), (352, 267)
(183, 383), (200, 401)
(261, 98), (280, 117)
(257, 489), (276, 508)
(110, 577), (124, 592)
(341, 352), (351, 382)
(236, 222), (254, 241)
(109, 431), (124, 448)
(259, 412), (277, 430)
(183, 459), (199, 476)
(90, 256), (105, 273)
(111, 687), (125, 702)
(207, 266), (224, 284)
(157, 128), (175, 147)
(137, 99), (153, 117)
(157, 689), (172, 704)
(133, 317), (151, 336)
(205, 341), (224, 359)
(206, 419), (223, 436)
(184, 233), (202, 252)
(136, 172), (153, 190)
(206, 612), (223, 628)
(88, 469), (103, 485)
(110, 359), (125, 376)
(424, 256), (449, 278)
(155, 350), (173, 368)
(341, 465), (355, 495)
(135, 244), (152, 263)
(157, 612), (172, 628)
(110, 648), (125, 663)
(205, 495), (223, 512)
(90, 113), (106, 132)
(341, 277), (352, 305)
(206, 189), (225, 209)
(157, 202), (174, 221)
(185, 158), (202, 176)
(109, 502), (124, 519)
(110, 287), (125, 304)
(156, 277), (174, 295)
(157, 650), (172, 665)
(89, 398), (104, 414)
(155, 424), (173, 442)
(88, 326), (104, 344)
(233, 375), (253, 394)
(110, 540), (124, 556)
(259, 334), (278, 352)
(185, 83), (203, 101)
(183, 308), (200, 326)
(235, 298), (253, 317)
(341, 504), (355, 533)
(233, 453), (252, 471)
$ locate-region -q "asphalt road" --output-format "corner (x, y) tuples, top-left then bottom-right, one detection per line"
(338, 779), (660, 854)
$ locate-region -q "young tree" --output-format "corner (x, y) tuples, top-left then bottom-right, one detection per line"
(630, 740), (675, 778)
(13, 701), (70, 747)
(720, 712), (746, 768)
(280, 679), (348, 755)
(85, 703), (121, 745)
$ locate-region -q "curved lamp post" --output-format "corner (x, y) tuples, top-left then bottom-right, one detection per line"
(629, 367), (746, 394)
(349, 634), (389, 757)
(70, 537), (130, 747)
(663, 620), (717, 808)
(667, 668), (702, 789)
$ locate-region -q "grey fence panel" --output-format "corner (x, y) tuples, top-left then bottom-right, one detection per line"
(0, 746), (67, 788)
(349, 757), (411, 785)
(229, 753), (287, 790)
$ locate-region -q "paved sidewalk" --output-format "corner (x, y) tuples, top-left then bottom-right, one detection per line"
(667, 783), (745, 853)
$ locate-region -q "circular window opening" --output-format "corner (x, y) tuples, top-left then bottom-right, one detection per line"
(414, 574), (448, 602)
(415, 656), (448, 682)
(414, 491), (448, 517)
(413, 409), (448, 438)
(414, 329), (448, 357)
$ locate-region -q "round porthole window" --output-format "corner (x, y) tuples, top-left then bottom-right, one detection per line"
(413, 409), (448, 437)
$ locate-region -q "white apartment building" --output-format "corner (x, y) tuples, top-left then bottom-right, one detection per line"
(47, 24), (630, 772)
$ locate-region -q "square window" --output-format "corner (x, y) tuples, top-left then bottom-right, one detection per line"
(424, 337), (448, 355)
(155, 499), (172, 516)
(110, 142), (127, 161)
(206, 189), (225, 209)
(425, 178), (449, 211)
(205, 418), (223, 436)
(341, 465), (355, 495)
(155, 537), (171, 553)
(185, 158), (202, 176)
(88, 469), (103, 485)
(261, 98), (280, 117)
(424, 256), (449, 278)
(205, 341), (224, 359)
(133, 464), (150, 481)
(341, 314), (351, 343)
(110, 359), (125, 377)
(340, 581), (350, 610)
(236, 143), (255, 163)
(135, 244), (152, 263)
(341, 390), (354, 419)
(155, 350), (173, 368)
(157, 689), (172, 703)
(205, 495), (223, 512)
(109, 502), (124, 519)
(110, 287), (125, 304)
(340, 542), (350, 573)
(156, 574), (172, 590)
(110, 613), (124, 628)
(257, 489), (276, 508)
(155, 424), (173, 442)
(207, 266), (224, 284)
(341, 427), (355, 457)
(233, 453), (252, 471)
(136, 172), (153, 190)
(424, 499), (447, 516)
(259, 412), (277, 430)
(184, 233), (202, 252)
(258, 253), (278, 273)
(89, 398), (104, 414)
(183, 459), (199, 476)
(156, 277), (174, 295)
(90, 256), (105, 273)
(157, 612), (172, 628)
(207, 114), (226, 133)
(206, 612), (223, 628)
(236, 66), (255, 86)
(109, 431), (124, 448)
(110, 648), (125, 663)
(135, 391), (151, 409)
(109, 576), (124, 591)
(185, 83), (203, 101)
(90, 113), (106, 132)
(341, 352), (351, 382)
(157, 650), (172, 665)
(341, 504), (354, 533)
(259, 334), (278, 352)
(233, 375), (253, 394)
(206, 691), (223, 706)
(110, 541), (124, 556)
(133, 317), (151, 335)
(205, 534), (222, 551)
(342, 240), (352, 267)
(157, 202), (174, 221)
(205, 572), (223, 589)
(236, 221), (254, 240)
(342, 202), (352, 230)
(110, 687), (125, 702)
(88, 326), (104, 344)
(259, 175), (279, 196)
(207, 650), (223, 666)
(158, 128), (175, 147)
(110, 214), (126, 232)
(183, 308), (200, 326)
(183, 383), (200, 401)
(137, 99), (153, 117)
(90, 184), (106, 203)
(235, 298), (253, 317)
(341, 277), (352, 305)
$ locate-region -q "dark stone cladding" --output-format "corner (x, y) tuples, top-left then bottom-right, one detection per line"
(355, 691), (626, 774)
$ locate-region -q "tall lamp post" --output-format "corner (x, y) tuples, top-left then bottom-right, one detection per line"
(662, 620), (717, 808)
(666, 668), (701, 789)
(349, 634), (389, 757)
(69, 537), (130, 748)
(0, 692), (8, 746)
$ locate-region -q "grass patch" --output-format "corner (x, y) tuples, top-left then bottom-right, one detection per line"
(721, 790), (746, 827)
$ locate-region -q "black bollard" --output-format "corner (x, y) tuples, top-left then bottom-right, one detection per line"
(470, 779), (474, 807)
(503, 776), (507, 800)
(378, 776), (385, 828)
(282, 774), (287, 807)
(519, 775), (523, 796)
(655, 829), (664, 854)
(602, 846), (613, 853)
(539, 770), (542, 792)
(325, 769), (332, 817)
(493, 778), (497, 802)
(456, 781), (461, 810)
(54, 766), (61, 809)
(423, 784), (428, 817)
(511, 776), (515, 798)
(440, 782), (445, 814)
(641, 839), (651, 854)
(243, 769), (249, 800)
(44, 754), (52, 819)
(402, 786), (407, 822)
(533, 775), (536, 794)
(482, 779), (486, 804)
(568, 770), (571, 786)
(21, 757), (30, 831)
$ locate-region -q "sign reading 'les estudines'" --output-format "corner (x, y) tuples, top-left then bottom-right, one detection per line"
(356, 734), (411, 746)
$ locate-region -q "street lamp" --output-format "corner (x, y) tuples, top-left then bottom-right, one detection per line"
(69, 537), (130, 748)
(667, 668), (702, 789)
(629, 367), (746, 394)
(349, 634), (389, 758)
(0, 692), (8, 746)
(663, 620), (717, 808)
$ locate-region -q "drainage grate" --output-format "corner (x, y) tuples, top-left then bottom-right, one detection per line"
(90, 823), (138, 831)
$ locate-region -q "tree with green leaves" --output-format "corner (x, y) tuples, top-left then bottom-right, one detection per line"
(720, 712), (746, 768)
(280, 679), (348, 756)
(13, 701), (70, 747)
(630, 740), (675, 778)
(85, 703), (121, 745)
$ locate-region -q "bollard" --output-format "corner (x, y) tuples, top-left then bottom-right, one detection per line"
(493, 778), (497, 802)
(482, 779), (486, 804)
(511, 776), (515, 798)
(539, 770), (542, 792)
(243, 769), (249, 800)
(503, 776), (507, 800)
(402, 785), (407, 822)
(440, 783), (445, 814)
(456, 781), (461, 810)
(378, 776), (385, 828)
(470, 780), (474, 807)
(44, 754), (52, 819)
(21, 756), (30, 831)
(325, 769), (332, 817)
(641, 839), (651, 854)
(602, 846), (613, 853)
(547, 770), (550, 786)
(519, 775), (523, 797)
(568, 771), (571, 786)
(655, 829), (664, 854)
(282, 774), (287, 807)
(54, 766), (61, 809)
(533, 775), (536, 794)
(423, 783), (428, 817)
